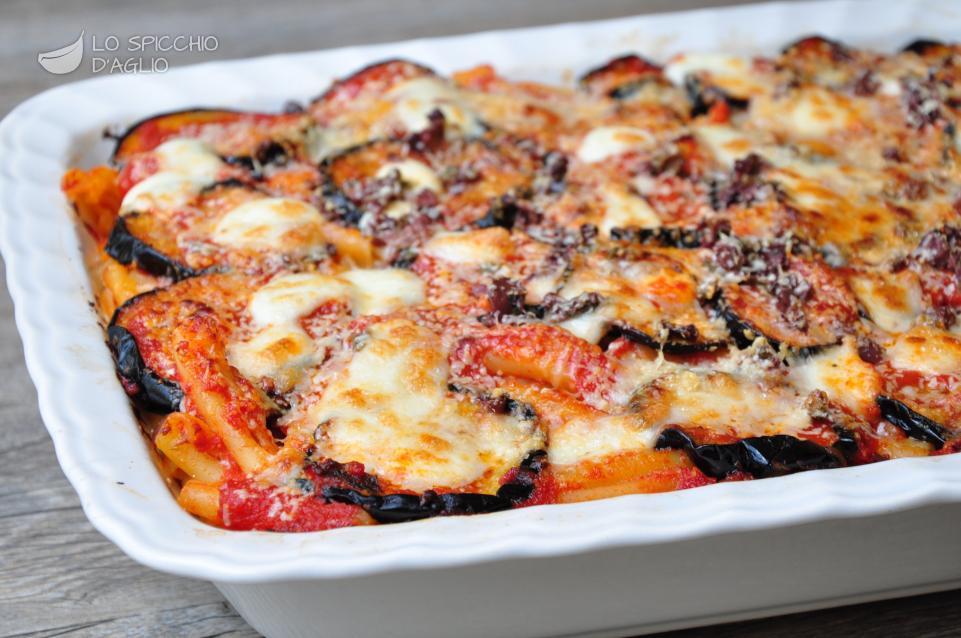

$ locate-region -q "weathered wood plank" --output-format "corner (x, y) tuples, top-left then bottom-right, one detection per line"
(1, 1), (960, 637)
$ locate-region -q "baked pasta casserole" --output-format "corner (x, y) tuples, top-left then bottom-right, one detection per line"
(62, 36), (961, 531)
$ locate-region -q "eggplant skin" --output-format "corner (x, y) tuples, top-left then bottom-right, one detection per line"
(495, 449), (547, 503)
(320, 449), (546, 522)
(780, 35), (851, 59)
(107, 325), (184, 413)
(901, 39), (952, 57)
(105, 216), (196, 281)
(717, 297), (834, 357)
(719, 305), (764, 350)
(656, 428), (844, 480)
(111, 108), (242, 163)
(876, 396), (948, 450)
(605, 323), (726, 355)
(322, 486), (511, 523)
(578, 54), (664, 99)
(309, 58), (437, 108)
(684, 75), (749, 118)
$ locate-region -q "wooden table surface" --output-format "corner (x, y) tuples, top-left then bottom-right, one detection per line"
(2, 1), (960, 636)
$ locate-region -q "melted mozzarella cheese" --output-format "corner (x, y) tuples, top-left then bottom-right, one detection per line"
(423, 228), (513, 265)
(228, 324), (320, 389)
(559, 312), (610, 344)
(339, 268), (425, 315)
(249, 273), (349, 326)
(847, 270), (921, 333)
(229, 270), (426, 388)
(376, 160), (441, 192)
(888, 326), (961, 375)
(878, 75), (902, 97)
(664, 53), (764, 98)
(120, 172), (209, 215)
(650, 370), (812, 437)
(787, 91), (852, 138)
(308, 319), (543, 492)
(153, 138), (225, 179)
(790, 338), (881, 416)
(386, 77), (484, 136)
(598, 185), (660, 234)
(120, 138), (226, 214)
(763, 88), (858, 140)
(212, 198), (323, 250)
(692, 124), (755, 168)
(549, 413), (660, 466)
(230, 272), (348, 389)
(577, 126), (654, 163)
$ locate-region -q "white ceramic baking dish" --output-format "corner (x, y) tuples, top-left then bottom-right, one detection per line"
(3, 1), (961, 636)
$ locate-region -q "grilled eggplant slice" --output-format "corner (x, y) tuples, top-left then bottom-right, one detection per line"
(319, 449), (547, 522)
(719, 255), (858, 351)
(902, 39), (949, 56)
(656, 428), (844, 479)
(108, 274), (248, 413)
(322, 487), (512, 523)
(579, 54), (665, 99)
(320, 135), (536, 232)
(112, 109), (244, 162)
(309, 59), (436, 117)
(780, 35), (851, 60)
(605, 322), (726, 355)
(112, 108), (307, 164)
(105, 215), (196, 281)
(107, 324), (184, 413)
(684, 75), (749, 117)
(876, 396), (948, 450)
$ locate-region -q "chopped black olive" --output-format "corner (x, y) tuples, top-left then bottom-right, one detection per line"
(106, 324), (184, 413)
(485, 277), (527, 319)
(856, 336), (884, 364)
(711, 153), (771, 211)
(407, 108), (446, 153)
(105, 216), (197, 281)
(876, 396), (948, 450)
(475, 196), (542, 231)
(390, 248), (419, 269)
(655, 428), (844, 479)
(610, 221), (730, 249)
(537, 151), (568, 194)
(479, 393), (537, 421)
(319, 173), (365, 226)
